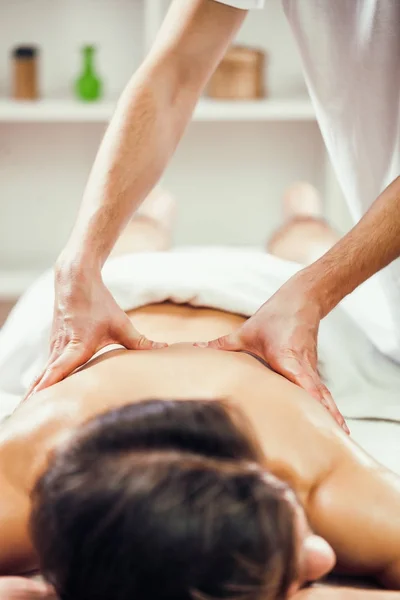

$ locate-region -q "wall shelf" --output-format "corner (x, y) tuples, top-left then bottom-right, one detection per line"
(0, 0), (347, 296)
(0, 96), (315, 123)
(0, 99), (117, 123)
(194, 97), (315, 122)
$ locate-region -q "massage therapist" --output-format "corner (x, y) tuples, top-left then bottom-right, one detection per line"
(29, 1), (400, 431)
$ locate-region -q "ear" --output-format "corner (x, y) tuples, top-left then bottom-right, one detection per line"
(302, 535), (336, 582)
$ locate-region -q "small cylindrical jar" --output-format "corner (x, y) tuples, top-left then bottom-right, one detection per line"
(12, 46), (39, 100)
(207, 45), (267, 100)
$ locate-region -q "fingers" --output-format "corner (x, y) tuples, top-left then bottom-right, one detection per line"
(25, 323), (167, 401)
(196, 332), (242, 351)
(318, 383), (350, 435)
(24, 371), (45, 401)
(305, 375), (348, 434)
(280, 358), (349, 434)
(116, 319), (167, 351)
(24, 355), (60, 401)
(28, 343), (94, 397)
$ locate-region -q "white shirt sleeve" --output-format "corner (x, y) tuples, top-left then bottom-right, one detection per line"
(212, 0), (265, 9)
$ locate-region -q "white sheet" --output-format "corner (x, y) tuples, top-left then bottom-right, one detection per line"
(1, 249), (400, 471)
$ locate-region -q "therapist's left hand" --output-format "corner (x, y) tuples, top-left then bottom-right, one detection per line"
(201, 274), (349, 434)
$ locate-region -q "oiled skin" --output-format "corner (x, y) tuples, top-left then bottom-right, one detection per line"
(0, 303), (399, 588)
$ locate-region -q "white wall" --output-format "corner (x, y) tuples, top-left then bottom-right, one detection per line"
(0, 0), (352, 273)
(164, 121), (326, 246)
(0, 0), (144, 100)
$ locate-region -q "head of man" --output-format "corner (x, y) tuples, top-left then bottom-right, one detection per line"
(30, 399), (335, 600)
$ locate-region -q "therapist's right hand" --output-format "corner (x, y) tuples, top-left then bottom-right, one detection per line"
(25, 264), (165, 398)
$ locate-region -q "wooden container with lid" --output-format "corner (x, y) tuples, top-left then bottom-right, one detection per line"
(207, 45), (267, 100)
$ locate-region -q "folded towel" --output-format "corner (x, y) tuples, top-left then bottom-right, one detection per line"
(1, 248), (400, 425)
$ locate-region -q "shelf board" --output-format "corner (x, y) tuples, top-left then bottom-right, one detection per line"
(0, 96), (315, 123)
(194, 97), (315, 121)
(0, 99), (117, 123)
(0, 270), (42, 298)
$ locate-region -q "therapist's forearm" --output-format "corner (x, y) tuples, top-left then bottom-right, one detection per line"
(61, 61), (196, 271)
(58, 0), (246, 273)
(297, 176), (400, 317)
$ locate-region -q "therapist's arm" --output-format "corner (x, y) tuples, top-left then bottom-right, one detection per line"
(27, 0), (247, 396)
(62, 0), (246, 270)
(208, 176), (400, 432)
(293, 176), (400, 318)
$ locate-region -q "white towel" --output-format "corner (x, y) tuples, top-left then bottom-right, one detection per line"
(1, 248), (400, 425)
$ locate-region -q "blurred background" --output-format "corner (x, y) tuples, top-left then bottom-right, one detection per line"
(0, 0), (353, 324)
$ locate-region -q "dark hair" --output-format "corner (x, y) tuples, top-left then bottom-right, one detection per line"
(30, 399), (298, 600)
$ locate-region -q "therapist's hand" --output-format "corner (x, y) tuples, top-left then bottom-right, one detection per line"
(204, 274), (349, 434)
(26, 263), (166, 398)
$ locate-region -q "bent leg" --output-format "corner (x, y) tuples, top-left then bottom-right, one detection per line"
(267, 182), (340, 265)
(111, 187), (176, 256)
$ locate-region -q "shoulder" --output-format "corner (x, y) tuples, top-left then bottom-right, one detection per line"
(0, 468), (36, 575)
(306, 452), (400, 583)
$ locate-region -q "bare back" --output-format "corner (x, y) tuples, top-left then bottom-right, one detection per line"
(1, 303), (400, 586)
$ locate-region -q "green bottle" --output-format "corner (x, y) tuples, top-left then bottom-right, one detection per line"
(75, 45), (102, 102)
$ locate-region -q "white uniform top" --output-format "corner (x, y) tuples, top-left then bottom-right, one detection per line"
(215, 0), (400, 362)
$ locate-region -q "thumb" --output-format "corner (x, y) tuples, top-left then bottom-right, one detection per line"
(33, 343), (94, 394)
(198, 332), (242, 352)
(116, 319), (166, 351)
